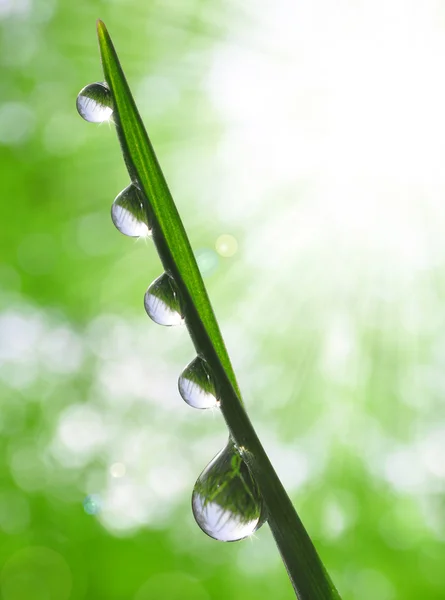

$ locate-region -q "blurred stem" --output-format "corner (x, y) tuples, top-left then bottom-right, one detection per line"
(96, 20), (341, 600)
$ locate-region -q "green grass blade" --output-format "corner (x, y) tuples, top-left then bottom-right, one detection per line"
(96, 19), (342, 600)
(96, 21), (241, 401)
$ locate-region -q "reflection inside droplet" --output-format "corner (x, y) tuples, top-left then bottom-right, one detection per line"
(144, 273), (183, 326)
(111, 184), (151, 237)
(76, 82), (113, 123)
(178, 356), (218, 409)
(192, 440), (266, 542)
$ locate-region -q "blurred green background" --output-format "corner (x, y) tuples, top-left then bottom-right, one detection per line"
(1, 0), (445, 598)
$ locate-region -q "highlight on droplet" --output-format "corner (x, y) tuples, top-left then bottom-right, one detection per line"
(76, 82), (113, 123)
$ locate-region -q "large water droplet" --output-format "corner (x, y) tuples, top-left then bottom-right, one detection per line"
(111, 184), (151, 237)
(178, 356), (218, 409)
(76, 82), (113, 123)
(192, 441), (266, 542)
(144, 273), (183, 326)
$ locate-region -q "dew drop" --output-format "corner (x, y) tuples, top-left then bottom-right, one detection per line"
(144, 273), (183, 326)
(76, 82), (113, 123)
(192, 441), (266, 542)
(111, 183), (151, 237)
(178, 356), (218, 409)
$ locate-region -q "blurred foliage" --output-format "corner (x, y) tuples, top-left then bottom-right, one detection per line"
(1, 1), (445, 599)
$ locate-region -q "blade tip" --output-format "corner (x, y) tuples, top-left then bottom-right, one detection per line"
(96, 19), (106, 36)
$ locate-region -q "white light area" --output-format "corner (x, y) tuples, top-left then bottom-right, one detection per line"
(136, 74), (180, 118)
(320, 315), (360, 384)
(384, 446), (437, 493)
(376, 423), (445, 493)
(210, 0), (445, 181)
(256, 432), (311, 492)
(236, 527), (281, 575)
(243, 363), (297, 411)
(0, 310), (44, 362)
(98, 480), (158, 533)
(205, 0), (445, 295)
(1, 363), (38, 390)
(110, 462), (126, 478)
(147, 463), (191, 502)
(213, 319), (255, 374)
(86, 312), (191, 367)
(0, 307), (84, 385)
(343, 414), (395, 471)
(398, 365), (445, 410)
(39, 326), (84, 374)
(86, 314), (191, 414)
(96, 355), (180, 410)
(0, 0), (30, 19)
(53, 404), (108, 466)
(419, 428), (445, 478)
(0, 0), (55, 22)
(86, 314), (133, 360)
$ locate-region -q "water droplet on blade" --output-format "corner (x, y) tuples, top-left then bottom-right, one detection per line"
(178, 356), (218, 409)
(76, 82), (113, 123)
(144, 273), (183, 326)
(192, 441), (266, 542)
(111, 184), (151, 237)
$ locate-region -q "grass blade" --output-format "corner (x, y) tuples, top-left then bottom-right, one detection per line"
(96, 19), (341, 600)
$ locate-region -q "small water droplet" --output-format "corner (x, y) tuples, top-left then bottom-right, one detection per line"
(192, 441), (266, 542)
(178, 356), (218, 409)
(144, 273), (183, 326)
(76, 82), (113, 123)
(83, 493), (101, 515)
(111, 184), (151, 237)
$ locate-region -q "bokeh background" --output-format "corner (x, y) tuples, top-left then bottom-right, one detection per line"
(1, 0), (445, 598)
